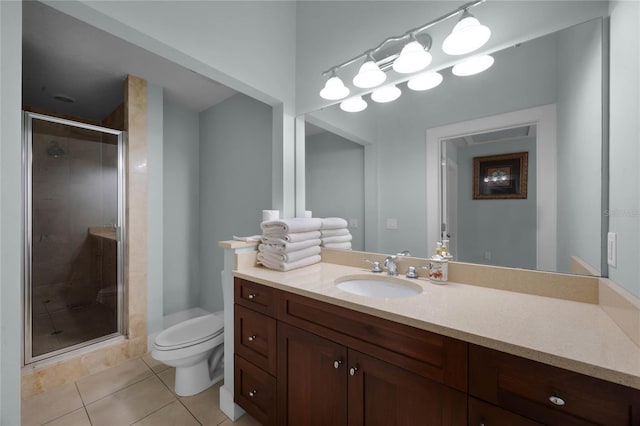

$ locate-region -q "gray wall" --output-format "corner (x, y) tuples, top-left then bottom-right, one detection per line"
(163, 100), (201, 315)
(556, 19), (603, 274)
(608, 0), (640, 296)
(455, 137), (537, 269)
(199, 94), (272, 313)
(0, 1), (22, 423)
(306, 132), (365, 250)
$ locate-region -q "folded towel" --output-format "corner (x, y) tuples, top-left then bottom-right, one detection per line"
(277, 230), (322, 243)
(261, 218), (322, 235)
(233, 235), (262, 242)
(258, 254), (322, 271)
(259, 238), (321, 253)
(321, 234), (352, 244)
(259, 245), (321, 263)
(320, 228), (350, 237)
(323, 242), (352, 250)
(321, 217), (349, 230)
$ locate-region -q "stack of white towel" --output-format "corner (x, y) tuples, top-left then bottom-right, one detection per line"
(257, 216), (353, 271)
(320, 217), (352, 250)
(258, 218), (323, 271)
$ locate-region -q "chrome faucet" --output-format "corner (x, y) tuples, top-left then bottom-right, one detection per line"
(383, 255), (399, 276)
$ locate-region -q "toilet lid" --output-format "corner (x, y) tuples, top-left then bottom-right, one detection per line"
(155, 314), (224, 349)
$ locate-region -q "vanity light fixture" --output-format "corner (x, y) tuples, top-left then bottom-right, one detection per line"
(452, 54), (494, 76)
(442, 9), (491, 55)
(407, 71), (444, 91)
(392, 34), (433, 74)
(319, 69), (350, 100)
(371, 85), (402, 103)
(353, 53), (387, 89)
(318, 0), (490, 107)
(340, 96), (368, 112)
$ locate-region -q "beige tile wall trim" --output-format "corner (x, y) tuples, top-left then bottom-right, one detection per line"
(599, 278), (640, 348)
(22, 75), (149, 399)
(236, 251), (259, 270)
(570, 255), (600, 276)
(321, 248), (599, 304)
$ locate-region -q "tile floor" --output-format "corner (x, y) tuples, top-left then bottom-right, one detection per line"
(21, 353), (260, 426)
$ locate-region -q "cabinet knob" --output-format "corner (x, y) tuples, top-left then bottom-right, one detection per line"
(349, 367), (358, 376)
(248, 293), (257, 300)
(548, 395), (565, 406)
(248, 335), (257, 342)
(248, 390), (257, 397)
(333, 360), (342, 369)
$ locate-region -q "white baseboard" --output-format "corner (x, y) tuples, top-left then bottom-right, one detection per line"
(220, 385), (245, 421)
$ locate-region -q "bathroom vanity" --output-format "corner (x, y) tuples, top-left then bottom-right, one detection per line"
(232, 263), (640, 426)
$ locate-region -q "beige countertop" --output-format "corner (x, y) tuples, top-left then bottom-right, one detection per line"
(234, 262), (640, 390)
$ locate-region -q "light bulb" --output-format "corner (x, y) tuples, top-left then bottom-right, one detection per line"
(452, 55), (494, 76)
(353, 59), (386, 89)
(340, 96), (368, 112)
(392, 40), (432, 74)
(319, 75), (350, 100)
(407, 71), (443, 91)
(442, 11), (491, 56)
(371, 85), (401, 103)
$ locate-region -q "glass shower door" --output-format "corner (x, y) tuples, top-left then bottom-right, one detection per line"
(24, 112), (124, 363)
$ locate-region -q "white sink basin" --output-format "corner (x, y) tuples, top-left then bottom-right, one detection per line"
(335, 275), (422, 299)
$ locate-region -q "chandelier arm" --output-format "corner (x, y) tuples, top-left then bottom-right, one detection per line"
(321, 0), (486, 76)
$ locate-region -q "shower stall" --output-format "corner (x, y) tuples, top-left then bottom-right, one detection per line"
(23, 112), (125, 364)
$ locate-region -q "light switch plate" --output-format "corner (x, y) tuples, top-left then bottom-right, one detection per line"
(607, 232), (617, 267)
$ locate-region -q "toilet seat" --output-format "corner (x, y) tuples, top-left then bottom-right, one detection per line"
(155, 314), (224, 351)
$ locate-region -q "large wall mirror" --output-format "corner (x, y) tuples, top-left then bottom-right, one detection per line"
(301, 16), (607, 276)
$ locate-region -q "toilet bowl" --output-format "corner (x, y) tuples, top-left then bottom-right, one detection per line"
(152, 313), (224, 396)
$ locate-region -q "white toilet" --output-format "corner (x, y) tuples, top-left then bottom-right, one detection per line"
(152, 313), (224, 396)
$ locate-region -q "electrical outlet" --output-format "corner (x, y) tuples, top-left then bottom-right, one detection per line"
(607, 232), (617, 267)
(349, 218), (358, 229)
(484, 251), (492, 260)
(385, 218), (398, 230)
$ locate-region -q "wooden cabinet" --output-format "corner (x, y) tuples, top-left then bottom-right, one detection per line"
(469, 344), (640, 425)
(234, 277), (640, 426)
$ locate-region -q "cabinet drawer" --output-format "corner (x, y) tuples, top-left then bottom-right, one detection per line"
(235, 277), (277, 316)
(468, 397), (542, 426)
(279, 291), (467, 391)
(235, 304), (277, 375)
(234, 355), (276, 426)
(469, 344), (640, 425)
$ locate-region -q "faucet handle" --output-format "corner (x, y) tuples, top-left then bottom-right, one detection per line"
(397, 250), (411, 257)
(365, 259), (383, 273)
(406, 266), (418, 279)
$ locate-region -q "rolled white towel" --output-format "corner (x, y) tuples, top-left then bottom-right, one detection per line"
(321, 217), (349, 230)
(258, 254), (322, 271)
(259, 238), (321, 253)
(323, 242), (352, 250)
(280, 230), (322, 243)
(321, 234), (352, 244)
(320, 228), (350, 237)
(258, 245), (321, 263)
(261, 218), (322, 235)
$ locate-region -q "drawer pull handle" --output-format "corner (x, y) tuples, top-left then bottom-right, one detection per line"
(349, 367), (358, 376)
(248, 390), (257, 397)
(333, 360), (342, 369)
(248, 293), (257, 300)
(248, 335), (257, 342)
(549, 395), (565, 406)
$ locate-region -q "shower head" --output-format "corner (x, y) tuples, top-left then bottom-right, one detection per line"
(47, 140), (65, 158)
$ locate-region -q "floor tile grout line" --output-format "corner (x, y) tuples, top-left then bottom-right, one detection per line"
(126, 398), (179, 426)
(80, 369), (156, 407)
(176, 398), (204, 426)
(34, 382), (86, 426)
(75, 382), (94, 425)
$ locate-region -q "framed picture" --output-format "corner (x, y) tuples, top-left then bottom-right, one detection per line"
(473, 151), (528, 199)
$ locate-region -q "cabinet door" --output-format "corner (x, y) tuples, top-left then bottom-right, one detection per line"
(348, 349), (466, 426)
(277, 323), (348, 426)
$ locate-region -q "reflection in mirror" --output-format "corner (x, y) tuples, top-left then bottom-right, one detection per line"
(303, 17), (605, 276)
(441, 125), (538, 270)
(305, 123), (365, 251)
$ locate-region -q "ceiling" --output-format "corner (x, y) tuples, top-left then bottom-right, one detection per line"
(22, 1), (237, 122)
